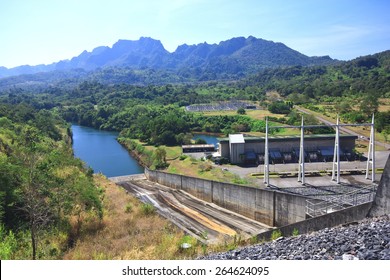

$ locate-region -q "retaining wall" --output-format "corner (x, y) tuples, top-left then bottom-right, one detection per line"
(257, 202), (372, 240)
(145, 168), (309, 227)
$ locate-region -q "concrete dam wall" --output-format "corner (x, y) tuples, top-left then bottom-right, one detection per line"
(145, 168), (310, 227)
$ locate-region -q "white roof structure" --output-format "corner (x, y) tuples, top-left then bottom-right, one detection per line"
(229, 134), (245, 144)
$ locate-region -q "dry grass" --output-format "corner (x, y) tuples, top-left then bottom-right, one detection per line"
(63, 175), (201, 260)
(62, 175), (245, 259)
(167, 157), (255, 185)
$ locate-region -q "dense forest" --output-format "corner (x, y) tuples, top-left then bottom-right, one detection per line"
(1, 50), (389, 147)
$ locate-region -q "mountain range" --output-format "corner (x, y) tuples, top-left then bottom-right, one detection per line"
(0, 36), (336, 79)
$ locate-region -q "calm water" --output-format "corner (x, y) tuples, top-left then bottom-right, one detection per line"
(192, 133), (219, 147)
(71, 125), (144, 177)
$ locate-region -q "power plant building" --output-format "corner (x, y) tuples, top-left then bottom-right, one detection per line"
(218, 134), (358, 164)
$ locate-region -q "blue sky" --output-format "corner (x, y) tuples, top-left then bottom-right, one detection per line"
(0, 0), (389, 68)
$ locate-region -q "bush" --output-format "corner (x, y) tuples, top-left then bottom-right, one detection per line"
(268, 101), (291, 114)
(237, 108), (246, 115)
(124, 203), (133, 213)
(140, 203), (156, 216)
(179, 155), (188, 161)
(0, 225), (17, 259)
(271, 229), (282, 240)
(198, 163), (212, 173)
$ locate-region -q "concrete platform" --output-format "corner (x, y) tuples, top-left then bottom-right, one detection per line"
(260, 174), (379, 189)
(220, 151), (390, 180)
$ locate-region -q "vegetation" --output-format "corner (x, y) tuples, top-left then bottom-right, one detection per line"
(271, 229), (282, 240)
(268, 101), (292, 114)
(0, 103), (102, 259)
(64, 175), (251, 259)
(1, 51), (389, 147)
(1, 52), (388, 148)
(0, 48), (389, 259)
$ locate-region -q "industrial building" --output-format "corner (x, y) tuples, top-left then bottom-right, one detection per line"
(182, 144), (216, 153)
(218, 134), (358, 164)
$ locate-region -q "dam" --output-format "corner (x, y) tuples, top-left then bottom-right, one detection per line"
(109, 156), (388, 243)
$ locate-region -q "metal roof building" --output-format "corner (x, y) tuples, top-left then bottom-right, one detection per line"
(218, 134), (358, 164)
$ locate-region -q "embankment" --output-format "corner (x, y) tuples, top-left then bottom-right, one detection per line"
(118, 138), (152, 167)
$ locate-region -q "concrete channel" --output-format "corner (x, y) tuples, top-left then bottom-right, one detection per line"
(111, 174), (271, 244)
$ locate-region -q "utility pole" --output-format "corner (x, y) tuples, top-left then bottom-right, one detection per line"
(298, 116), (305, 185)
(264, 117), (269, 186)
(332, 116), (341, 183)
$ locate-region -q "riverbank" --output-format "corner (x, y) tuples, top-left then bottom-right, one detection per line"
(118, 138), (151, 168)
(118, 137), (256, 185)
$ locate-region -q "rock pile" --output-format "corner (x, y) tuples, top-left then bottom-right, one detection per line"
(200, 215), (390, 260)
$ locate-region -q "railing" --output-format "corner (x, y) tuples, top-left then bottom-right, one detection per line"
(306, 185), (377, 217)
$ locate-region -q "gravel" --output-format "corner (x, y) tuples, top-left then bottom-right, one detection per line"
(200, 215), (390, 260)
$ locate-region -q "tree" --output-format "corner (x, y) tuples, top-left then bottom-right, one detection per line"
(237, 108), (246, 115)
(268, 101), (291, 114)
(359, 93), (379, 118)
(17, 126), (53, 260)
(335, 100), (353, 114)
(153, 147), (167, 169)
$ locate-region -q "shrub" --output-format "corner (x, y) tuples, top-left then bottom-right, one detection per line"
(0, 225), (17, 259)
(124, 203), (133, 213)
(237, 108), (246, 115)
(198, 163), (212, 173)
(268, 101), (291, 114)
(271, 229), (282, 240)
(179, 155), (188, 161)
(140, 203), (156, 216)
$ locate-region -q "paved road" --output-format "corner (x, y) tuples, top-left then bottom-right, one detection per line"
(116, 177), (270, 244)
(295, 106), (390, 150)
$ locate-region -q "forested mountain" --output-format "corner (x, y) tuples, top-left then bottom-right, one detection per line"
(0, 36), (336, 80)
(1, 50), (389, 147)
(240, 50), (390, 100)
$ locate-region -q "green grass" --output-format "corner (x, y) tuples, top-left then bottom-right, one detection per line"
(167, 157), (257, 185)
(130, 139), (182, 159)
(271, 229), (282, 240)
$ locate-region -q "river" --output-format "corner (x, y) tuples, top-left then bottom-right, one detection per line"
(192, 133), (220, 147)
(71, 125), (144, 177)
(71, 126), (220, 177)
